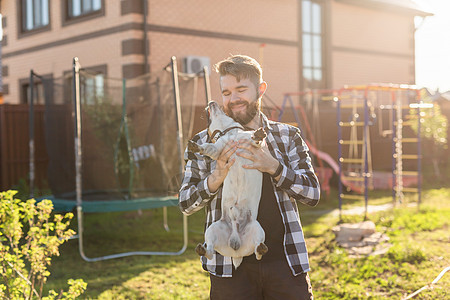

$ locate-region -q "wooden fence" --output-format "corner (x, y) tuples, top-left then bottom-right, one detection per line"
(0, 104), (48, 192)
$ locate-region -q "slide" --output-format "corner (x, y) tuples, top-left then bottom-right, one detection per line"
(305, 139), (363, 194)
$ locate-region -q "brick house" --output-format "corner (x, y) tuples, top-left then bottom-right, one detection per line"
(0, 0), (433, 191)
(0, 0), (431, 106)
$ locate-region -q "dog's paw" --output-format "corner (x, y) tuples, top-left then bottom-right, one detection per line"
(255, 243), (268, 260)
(188, 140), (201, 153)
(195, 243), (206, 257)
(252, 127), (267, 142)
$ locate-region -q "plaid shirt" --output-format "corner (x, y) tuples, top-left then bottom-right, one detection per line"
(179, 113), (320, 277)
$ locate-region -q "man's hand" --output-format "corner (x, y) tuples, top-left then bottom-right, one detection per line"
(207, 140), (238, 193)
(236, 139), (282, 181)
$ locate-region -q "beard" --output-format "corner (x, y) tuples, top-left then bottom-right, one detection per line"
(224, 99), (260, 125)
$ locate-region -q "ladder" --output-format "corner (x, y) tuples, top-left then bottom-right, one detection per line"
(392, 90), (429, 206)
(336, 90), (373, 220)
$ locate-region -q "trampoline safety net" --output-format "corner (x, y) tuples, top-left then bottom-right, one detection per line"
(41, 67), (201, 209)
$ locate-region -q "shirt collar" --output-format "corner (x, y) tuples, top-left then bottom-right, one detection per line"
(260, 112), (273, 131)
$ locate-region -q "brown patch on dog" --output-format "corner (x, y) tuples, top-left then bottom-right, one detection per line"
(252, 127), (267, 142)
(188, 140), (201, 153)
(256, 243), (268, 256)
(195, 243), (206, 256)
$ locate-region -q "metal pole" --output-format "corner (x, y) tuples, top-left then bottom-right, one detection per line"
(171, 56), (188, 253)
(171, 56), (185, 171)
(143, 0), (149, 74)
(277, 95), (289, 121)
(395, 90), (404, 204)
(337, 97), (343, 221)
(73, 58), (82, 208)
(363, 95), (369, 219)
(417, 105), (422, 207)
(391, 91), (396, 205)
(29, 70), (35, 198)
(72, 57), (90, 261)
(122, 78), (135, 198)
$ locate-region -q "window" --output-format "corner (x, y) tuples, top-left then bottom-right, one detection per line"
(68, 0), (102, 19)
(22, 81), (45, 104)
(80, 72), (105, 105)
(301, 0), (325, 89)
(64, 65), (107, 105)
(21, 0), (49, 32)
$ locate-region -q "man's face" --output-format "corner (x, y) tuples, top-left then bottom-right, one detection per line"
(220, 75), (260, 125)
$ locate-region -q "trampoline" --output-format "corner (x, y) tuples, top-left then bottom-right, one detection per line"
(30, 57), (208, 261)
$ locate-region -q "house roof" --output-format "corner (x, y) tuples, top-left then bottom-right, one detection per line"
(336, 0), (434, 16)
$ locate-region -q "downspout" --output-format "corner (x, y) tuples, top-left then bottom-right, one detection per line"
(298, 0), (303, 92)
(413, 15), (430, 86)
(143, 0), (149, 73)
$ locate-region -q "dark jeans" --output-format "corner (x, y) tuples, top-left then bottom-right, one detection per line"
(209, 259), (313, 300)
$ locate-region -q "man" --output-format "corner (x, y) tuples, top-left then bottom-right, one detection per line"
(179, 55), (320, 299)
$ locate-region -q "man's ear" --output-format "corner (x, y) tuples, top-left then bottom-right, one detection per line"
(258, 81), (267, 98)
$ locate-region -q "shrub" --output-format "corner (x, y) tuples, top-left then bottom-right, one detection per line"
(0, 190), (86, 299)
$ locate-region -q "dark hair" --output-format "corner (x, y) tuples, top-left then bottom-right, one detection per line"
(214, 55), (263, 88)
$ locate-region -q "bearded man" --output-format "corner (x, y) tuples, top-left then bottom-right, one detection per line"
(179, 54), (320, 300)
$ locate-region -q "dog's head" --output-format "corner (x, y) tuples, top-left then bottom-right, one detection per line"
(207, 101), (241, 141)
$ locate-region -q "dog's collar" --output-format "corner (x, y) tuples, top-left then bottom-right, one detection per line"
(209, 125), (245, 142)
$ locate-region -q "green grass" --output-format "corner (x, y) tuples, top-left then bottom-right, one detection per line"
(43, 187), (450, 299)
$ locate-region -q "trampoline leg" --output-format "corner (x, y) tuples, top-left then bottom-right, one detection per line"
(163, 206), (170, 232)
(76, 205), (189, 262)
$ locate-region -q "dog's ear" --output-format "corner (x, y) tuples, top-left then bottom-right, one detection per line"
(252, 127), (266, 142)
(187, 140), (201, 153)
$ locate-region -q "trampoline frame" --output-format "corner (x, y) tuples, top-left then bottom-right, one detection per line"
(73, 56), (188, 261)
(29, 56), (205, 262)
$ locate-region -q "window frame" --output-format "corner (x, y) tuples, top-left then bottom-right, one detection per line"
(62, 0), (105, 27)
(18, 0), (51, 38)
(300, 0), (327, 90)
(19, 74), (53, 105)
(63, 64), (108, 105)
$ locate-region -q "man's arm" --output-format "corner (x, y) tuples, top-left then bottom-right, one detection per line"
(179, 138), (237, 216)
(275, 127), (321, 206)
(178, 150), (215, 216)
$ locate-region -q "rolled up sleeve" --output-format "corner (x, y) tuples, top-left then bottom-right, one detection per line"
(179, 135), (218, 215)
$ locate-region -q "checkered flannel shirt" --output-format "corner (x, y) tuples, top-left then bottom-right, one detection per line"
(178, 113), (320, 277)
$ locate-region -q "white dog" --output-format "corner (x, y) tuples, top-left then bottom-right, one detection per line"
(188, 101), (268, 269)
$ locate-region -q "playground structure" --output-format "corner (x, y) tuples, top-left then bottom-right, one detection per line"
(28, 57), (208, 261)
(277, 84), (432, 219)
(26, 53), (435, 260)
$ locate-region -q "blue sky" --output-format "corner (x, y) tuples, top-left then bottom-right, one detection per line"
(415, 0), (450, 92)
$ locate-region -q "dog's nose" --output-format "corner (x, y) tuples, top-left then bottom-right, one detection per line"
(208, 101), (220, 113)
(208, 101), (218, 109)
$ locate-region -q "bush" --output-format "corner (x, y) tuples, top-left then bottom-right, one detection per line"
(0, 190), (86, 299)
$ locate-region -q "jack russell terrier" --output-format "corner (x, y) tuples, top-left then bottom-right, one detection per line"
(188, 101), (268, 269)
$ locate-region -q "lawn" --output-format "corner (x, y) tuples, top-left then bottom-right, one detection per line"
(43, 186), (449, 299)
